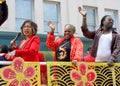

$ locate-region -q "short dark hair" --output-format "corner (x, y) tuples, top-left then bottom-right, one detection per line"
(21, 20), (38, 35)
(64, 24), (76, 33)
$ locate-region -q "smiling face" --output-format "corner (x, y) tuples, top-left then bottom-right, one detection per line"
(22, 22), (33, 38)
(21, 20), (37, 38)
(64, 24), (75, 39)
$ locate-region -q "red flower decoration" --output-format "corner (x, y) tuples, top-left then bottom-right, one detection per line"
(1, 57), (35, 86)
(70, 62), (96, 86)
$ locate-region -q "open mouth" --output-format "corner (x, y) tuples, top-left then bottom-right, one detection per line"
(64, 35), (70, 39)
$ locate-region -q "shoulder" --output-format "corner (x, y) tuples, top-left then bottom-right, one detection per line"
(71, 36), (82, 41)
(31, 35), (39, 38)
(55, 37), (64, 44)
(112, 32), (120, 40)
(96, 28), (102, 33)
(70, 37), (83, 45)
(30, 35), (40, 41)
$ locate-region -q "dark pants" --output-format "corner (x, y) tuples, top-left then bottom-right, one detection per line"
(0, 56), (6, 61)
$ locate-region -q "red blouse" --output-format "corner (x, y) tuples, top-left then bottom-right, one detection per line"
(15, 36), (40, 62)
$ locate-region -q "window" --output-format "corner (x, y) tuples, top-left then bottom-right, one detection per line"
(15, 0), (33, 32)
(84, 6), (97, 31)
(105, 9), (118, 29)
(43, 2), (60, 33)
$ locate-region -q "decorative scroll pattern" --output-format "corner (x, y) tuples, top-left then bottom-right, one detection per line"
(47, 62), (120, 86)
(114, 64), (120, 85)
(47, 62), (75, 86)
(94, 63), (113, 86)
(0, 76), (7, 86)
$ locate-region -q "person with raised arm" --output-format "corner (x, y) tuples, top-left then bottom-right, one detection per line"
(46, 21), (83, 63)
(78, 6), (120, 66)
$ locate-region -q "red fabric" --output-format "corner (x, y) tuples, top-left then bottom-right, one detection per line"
(38, 52), (47, 85)
(38, 52), (47, 72)
(84, 53), (95, 62)
(46, 33), (83, 61)
(14, 36), (40, 62)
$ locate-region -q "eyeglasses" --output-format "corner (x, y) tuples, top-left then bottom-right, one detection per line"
(22, 25), (31, 28)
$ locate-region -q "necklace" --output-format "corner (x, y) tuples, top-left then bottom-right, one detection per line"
(59, 41), (70, 48)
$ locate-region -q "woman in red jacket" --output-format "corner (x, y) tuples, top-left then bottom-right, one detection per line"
(1, 20), (47, 85)
(46, 21), (83, 63)
(5, 20), (40, 62)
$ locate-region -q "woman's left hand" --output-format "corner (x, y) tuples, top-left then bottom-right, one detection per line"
(5, 50), (16, 60)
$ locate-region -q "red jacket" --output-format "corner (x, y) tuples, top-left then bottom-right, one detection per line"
(15, 36), (40, 62)
(46, 33), (83, 61)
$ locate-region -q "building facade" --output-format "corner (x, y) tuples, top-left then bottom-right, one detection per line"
(1, 0), (120, 35)
(0, 0), (120, 52)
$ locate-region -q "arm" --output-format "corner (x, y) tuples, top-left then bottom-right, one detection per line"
(78, 6), (87, 27)
(78, 6), (95, 39)
(46, 33), (58, 51)
(15, 36), (40, 56)
(0, 0), (8, 26)
(108, 34), (120, 66)
(46, 21), (58, 51)
(5, 36), (40, 60)
(71, 38), (83, 61)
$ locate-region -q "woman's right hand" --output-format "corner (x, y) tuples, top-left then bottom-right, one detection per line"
(48, 21), (55, 33)
(78, 6), (87, 17)
(10, 41), (18, 49)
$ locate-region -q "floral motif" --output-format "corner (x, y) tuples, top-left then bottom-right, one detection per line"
(1, 57), (35, 86)
(70, 62), (96, 86)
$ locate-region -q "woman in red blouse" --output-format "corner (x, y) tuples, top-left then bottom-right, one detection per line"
(5, 20), (40, 62)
